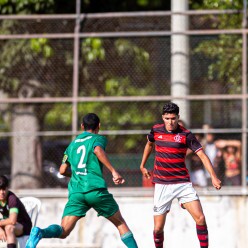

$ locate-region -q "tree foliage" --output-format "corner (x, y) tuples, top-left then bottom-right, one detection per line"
(0, 0), (54, 14)
(0, 0), (162, 152)
(191, 0), (244, 93)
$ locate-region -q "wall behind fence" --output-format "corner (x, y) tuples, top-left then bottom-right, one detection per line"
(13, 189), (248, 248)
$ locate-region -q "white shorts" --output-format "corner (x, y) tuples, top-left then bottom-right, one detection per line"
(153, 182), (199, 215)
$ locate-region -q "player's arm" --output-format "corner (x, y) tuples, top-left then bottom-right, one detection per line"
(140, 139), (154, 179)
(60, 152), (72, 177)
(59, 162), (72, 177)
(215, 139), (241, 149)
(94, 145), (125, 185)
(0, 209), (18, 227)
(196, 149), (222, 190)
(215, 139), (242, 159)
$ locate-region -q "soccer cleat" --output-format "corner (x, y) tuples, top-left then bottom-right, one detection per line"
(26, 227), (43, 248)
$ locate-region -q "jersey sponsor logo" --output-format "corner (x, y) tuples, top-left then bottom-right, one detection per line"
(76, 171), (87, 175)
(158, 135), (163, 139)
(75, 136), (92, 143)
(174, 134), (183, 143)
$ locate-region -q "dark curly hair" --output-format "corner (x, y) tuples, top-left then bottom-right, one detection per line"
(162, 102), (179, 115)
(82, 113), (100, 131)
(0, 175), (9, 189)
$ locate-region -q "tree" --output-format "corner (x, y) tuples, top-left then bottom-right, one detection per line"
(0, 0), (163, 188)
(0, 0), (65, 188)
(191, 0), (243, 94)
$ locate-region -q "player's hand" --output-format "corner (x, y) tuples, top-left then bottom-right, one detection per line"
(112, 171), (125, 185)
(140, 167), (151, 179)
(212, 177), (222, 190)
(0, 228), (6, 242)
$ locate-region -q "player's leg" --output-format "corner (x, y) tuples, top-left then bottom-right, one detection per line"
(25, 225), (61, 248)
(90, 188), (138, 248)
(153, 183), (173, 248)
(56, 192), (89, 239)
(178, 182), (208, 248)
(5, 223), (23, 248)
(107, 210), (138, 248)
(47, 191), (88, 239)
(183, 200), (208, 248)
(60, 216), (81, 238)
(25, 216), (80, 248)
(153, 213), (167, 248)
(40, 215), (81, 239)
(26, 192), (86, 248)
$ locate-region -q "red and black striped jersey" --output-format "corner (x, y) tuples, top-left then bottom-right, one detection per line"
(148, 124), (203, 185)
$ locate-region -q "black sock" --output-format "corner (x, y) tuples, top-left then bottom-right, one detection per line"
(7, 244), (16, 248)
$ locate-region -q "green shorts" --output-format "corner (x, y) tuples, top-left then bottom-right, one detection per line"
(62, 188), (119, 218)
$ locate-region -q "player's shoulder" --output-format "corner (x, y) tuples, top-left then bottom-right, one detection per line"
(7, 191), (19, 205)
(153, 123), (164, 129)
(8, 190), (16, 198)
(95, 133), (107, 142)
(178, 124), (191, 134)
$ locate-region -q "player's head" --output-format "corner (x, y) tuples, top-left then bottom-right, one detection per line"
(0, 176), (9, 201)
(0, 175), (9, 190)
(82, 113), (100, 132)
(162, 102), (180, 132)
(162, 102), (179, 115)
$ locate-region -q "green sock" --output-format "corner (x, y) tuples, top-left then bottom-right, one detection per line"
(41, 224), (63, 238)
(121, 231), (138, 248)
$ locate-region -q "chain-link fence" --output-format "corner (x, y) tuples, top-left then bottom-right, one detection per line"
(0, 8), (247, 193)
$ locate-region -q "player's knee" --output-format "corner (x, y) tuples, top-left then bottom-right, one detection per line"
(195, 214), (206, 225)
(60, 231), (69, 239)
(60, 233), (68, 239)
(60, 230), (70, 239)
(5, 224), (15, 235)
(108, 211), (126, 228)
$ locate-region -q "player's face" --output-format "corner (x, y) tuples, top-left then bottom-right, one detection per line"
(0, 187), (8, 202)
(162, 113), (179, 132)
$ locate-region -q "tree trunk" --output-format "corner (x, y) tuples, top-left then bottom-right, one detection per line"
(11, 105), (42, 189)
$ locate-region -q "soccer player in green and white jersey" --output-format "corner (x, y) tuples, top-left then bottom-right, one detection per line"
(26, 113), (138, 248)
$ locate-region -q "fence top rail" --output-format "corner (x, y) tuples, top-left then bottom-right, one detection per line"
(0, 29), (247, 40)
(0, 9), (242, 20)
(0, 128), (246, 138)
(0, 94), (247, 104)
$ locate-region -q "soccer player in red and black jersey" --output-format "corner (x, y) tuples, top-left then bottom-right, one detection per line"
(140, 102), (221, 248)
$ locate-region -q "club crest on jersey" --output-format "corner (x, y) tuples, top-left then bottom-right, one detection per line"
(174, 134), (183, 143)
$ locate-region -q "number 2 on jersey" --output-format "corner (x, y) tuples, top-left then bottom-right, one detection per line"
(77, 145), (87, 175)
